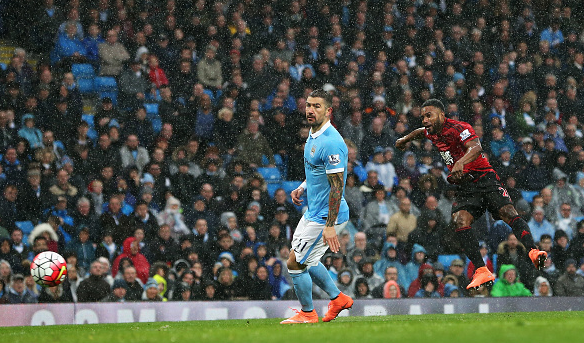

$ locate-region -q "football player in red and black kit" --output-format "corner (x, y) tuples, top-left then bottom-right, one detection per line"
(396, 99), (547, 290)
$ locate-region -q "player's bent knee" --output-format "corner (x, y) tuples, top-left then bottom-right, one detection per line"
(452, 210), (472, 227)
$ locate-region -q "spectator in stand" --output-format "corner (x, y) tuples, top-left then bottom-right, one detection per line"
(111, 237), (150, 284)
(235, 120), (275, 169)
(528, 207), (556, 243)
(148, 55), (169, 88)
(533, 276), (553, 297)
(119, 60), (148, 110)
(197, 45), (223, 94)
(490, 264), (532, 297)
(99, 30), (130, 76)
(76, 261), (111, 302)
(51, 22), (87, 67)
(82, 24), (105, 69)
(6, 273), (37, 304)
(386, 197), (417, 247)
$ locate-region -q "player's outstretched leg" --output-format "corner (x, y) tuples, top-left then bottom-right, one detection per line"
(502, 206), (547, 270)
(280, 268), (318, 324)
(457, 225), (496, 290)
(308, 262), (353, 322)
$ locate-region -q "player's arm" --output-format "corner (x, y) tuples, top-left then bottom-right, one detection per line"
(291, 180), (306, 206)
(395, 128), (426, 150)
(450, 138), (483, 181)
(323, 172), (344, 253)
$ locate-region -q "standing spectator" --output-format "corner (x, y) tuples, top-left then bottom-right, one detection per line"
(555, 259), (584, 296)
(197, 45), (223, 93)
(119, 61), (148, 110)
(236, 120), (275, 169)
(490, 264), (532, 297)
(386, 197), (417, 246)
(119, 134), (150, 175)
(76, 261), (111, 302)
(99, 30), (130, 76)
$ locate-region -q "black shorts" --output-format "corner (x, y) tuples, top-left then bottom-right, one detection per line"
(451, 171), (513, 220)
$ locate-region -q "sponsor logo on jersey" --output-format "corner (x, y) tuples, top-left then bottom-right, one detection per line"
(310, 145), (316, 157)
(460, 129), (471, 141)
(328, 154), (341, 165)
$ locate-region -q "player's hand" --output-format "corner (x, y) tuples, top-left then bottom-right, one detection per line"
(291, 187), (304, 206)
(448, 161), (465, 183)
(395, 137), (407, 151)
(323, 226), (340, 253)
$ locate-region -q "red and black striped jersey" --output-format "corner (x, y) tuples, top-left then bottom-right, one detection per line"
(424, 118), (495, 174)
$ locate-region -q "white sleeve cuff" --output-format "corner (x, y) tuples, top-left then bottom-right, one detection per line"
(326, 168), (344, 174)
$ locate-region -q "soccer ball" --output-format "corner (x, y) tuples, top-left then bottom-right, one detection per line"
(30, 251), (68, 287)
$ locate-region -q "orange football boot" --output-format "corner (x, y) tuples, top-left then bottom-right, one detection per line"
(322, 292), (354, 322)
(529, 249), (548, 271)
(466, 266), (496, 291)
(280, 309), (319, 324)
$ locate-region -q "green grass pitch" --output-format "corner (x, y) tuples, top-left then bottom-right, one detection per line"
(1, 311), (582, 343)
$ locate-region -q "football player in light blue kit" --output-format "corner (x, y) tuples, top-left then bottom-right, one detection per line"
(280, 89), (354, 324)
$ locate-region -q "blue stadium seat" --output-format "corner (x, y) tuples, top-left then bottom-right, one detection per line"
(94, 76), (117, 91)
(257, 167), (281, 183)
(281, 181), (302, 195)
(0, 63), (7, 71)
(152, 118), (162, 133)
(77, 78), (94, 94)
(492, 254), (498, 274)
(71, 63), (95, 79)
(144, 103), (159, 117)
(438, 254), (464, 270)
(82, 114), (94, 127)
(267, 183), (282, 198)
(15, 221), (35, 235)
(99, 91), (118, 105)
(521, 190), (539, 203)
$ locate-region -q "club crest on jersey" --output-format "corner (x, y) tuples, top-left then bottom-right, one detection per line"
(310, 145), (316, 157)
(328, 154), (341, 165)
(459, 129), (471, 141)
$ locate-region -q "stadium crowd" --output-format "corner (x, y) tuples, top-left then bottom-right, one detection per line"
(2, 0), (584, 303)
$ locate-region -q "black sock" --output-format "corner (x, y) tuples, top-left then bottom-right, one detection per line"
(508, 216), (536, 250)
(455, 226), (485, 269)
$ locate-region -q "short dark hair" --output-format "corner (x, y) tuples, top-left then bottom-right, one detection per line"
(308, 88), (333, 108)
(422, 99), (445, 112)
(540, 234), (552, 241)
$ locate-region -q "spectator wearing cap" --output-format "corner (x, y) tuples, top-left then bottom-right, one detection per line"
(99, 30), (130, 76)
(528, 207), (555, 243)
(101, 278), (128, 302)
(444, 258), (470, 293)
(511, 136), (535, 171)
(150, 33), (178, 73)
(142, 277), (163, 301)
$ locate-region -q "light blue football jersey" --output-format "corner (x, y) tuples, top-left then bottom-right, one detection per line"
(303, 121), (349, 225)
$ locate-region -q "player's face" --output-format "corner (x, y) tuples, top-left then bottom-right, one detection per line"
(421, 105), (445, 134)
(305, 96), (331, 129)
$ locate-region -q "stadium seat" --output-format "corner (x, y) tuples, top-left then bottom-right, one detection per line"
(0, 63), (6, 71)
(267, 182), (282, 198)
(438, 254), (464, 270)
(257, 167), (281, 183)
(71, 63), (95, 79)
(520, 190), (539, 203)
(77, 78), (94, 94)
(152, 118), (162, 133)
(94, 76), (117, 91)
(15, 221), (35, 235)
(99, 91), (118, 105)
(144, 103), (159, 117)
(492, 254), (498, 275)
(82, 114), (94, 127)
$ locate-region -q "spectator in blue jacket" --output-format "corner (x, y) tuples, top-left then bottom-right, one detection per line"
(51, 22), (87, 65)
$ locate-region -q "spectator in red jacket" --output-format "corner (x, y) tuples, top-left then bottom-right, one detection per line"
(111, 237), (150, 284)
